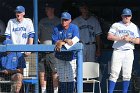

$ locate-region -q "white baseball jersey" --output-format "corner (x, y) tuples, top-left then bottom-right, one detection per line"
(72, 16), (102, 61)
(108, 21), (140, 50)
(5, 18), (35, 44)
(109, 21), (140, 82)
(72, 16), (102, 43)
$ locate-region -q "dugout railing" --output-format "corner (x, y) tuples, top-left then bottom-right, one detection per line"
(0, 43), (83, 93)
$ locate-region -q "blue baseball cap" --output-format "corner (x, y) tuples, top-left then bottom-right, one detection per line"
(3, 40), (13, 45)
(61, 12), (71, 20)
(122, 8), (132, 16)
(15, 6), (25, 13)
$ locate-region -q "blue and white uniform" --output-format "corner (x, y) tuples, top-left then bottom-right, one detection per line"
(5, 18), (35, 44)
(52, 23), (79, 82)
(110, 21), (139, 50)
(108, 8), (140, 93)
(109, 21), (140, 82)
(108, 21), (140, 93)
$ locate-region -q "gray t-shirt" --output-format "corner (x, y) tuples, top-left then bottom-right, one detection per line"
(38, 16), (60, 43)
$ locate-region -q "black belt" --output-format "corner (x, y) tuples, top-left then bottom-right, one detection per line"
(85, 42), (96, 45)
(115, 49), (131, 51)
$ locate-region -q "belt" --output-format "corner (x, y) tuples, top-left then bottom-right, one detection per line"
(85, 42), (96, 45)
(115, 49), (131, 51)
(123, 49), (131, 51)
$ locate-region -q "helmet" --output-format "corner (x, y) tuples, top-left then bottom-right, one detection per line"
(122, 8), (132, 16)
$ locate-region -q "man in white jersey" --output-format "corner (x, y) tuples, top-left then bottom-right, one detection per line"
(4, 5), (35, 56)
(107, 8), (140, 93)
(38, 3), (60, 93)
(72, 2), (102, 62)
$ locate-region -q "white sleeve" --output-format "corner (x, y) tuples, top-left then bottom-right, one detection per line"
(108, 23), (118, 35)
(134, 26), (140, 38)
(26, 19), (35, 35)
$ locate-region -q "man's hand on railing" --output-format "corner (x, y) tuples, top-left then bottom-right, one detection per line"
(55, 40), (65, 52)
(64, 39), (73, 46)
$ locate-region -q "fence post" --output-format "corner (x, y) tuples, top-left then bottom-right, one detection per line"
(77, 48), (83, 93)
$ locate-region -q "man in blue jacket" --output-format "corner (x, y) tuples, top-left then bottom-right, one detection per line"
(52, 12), (79, 93)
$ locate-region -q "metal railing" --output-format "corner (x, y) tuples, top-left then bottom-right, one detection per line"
(0, 43), (83, 93)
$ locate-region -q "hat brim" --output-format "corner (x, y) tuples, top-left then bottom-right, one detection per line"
(15, 10), (24, 13)
(61, 17), (70, 20)
(122, 14), (132, 16)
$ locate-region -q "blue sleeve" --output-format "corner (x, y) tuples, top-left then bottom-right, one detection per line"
(17, 53), (26, 69)
(28, 33), (35, 38)
(72, 25), (80, 39)
(6, 35), (11, 39)
(52, 27), (59, 44)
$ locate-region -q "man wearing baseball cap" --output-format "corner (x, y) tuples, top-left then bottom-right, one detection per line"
(121, 8), (132, 16)
(60, 12), (72, 30)
(52, 12), (79, 93)
(15, 6), (25, 13)
(5, 5), (35, 56)
(107, 8), (140, 93)
(14, 6), (26, 22)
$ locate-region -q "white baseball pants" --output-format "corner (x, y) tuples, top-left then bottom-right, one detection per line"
(109, 49), (134, 82)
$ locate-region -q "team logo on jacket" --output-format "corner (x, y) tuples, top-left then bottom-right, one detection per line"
(67, 33), (72, 38)
(12, 57), (17, 62)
